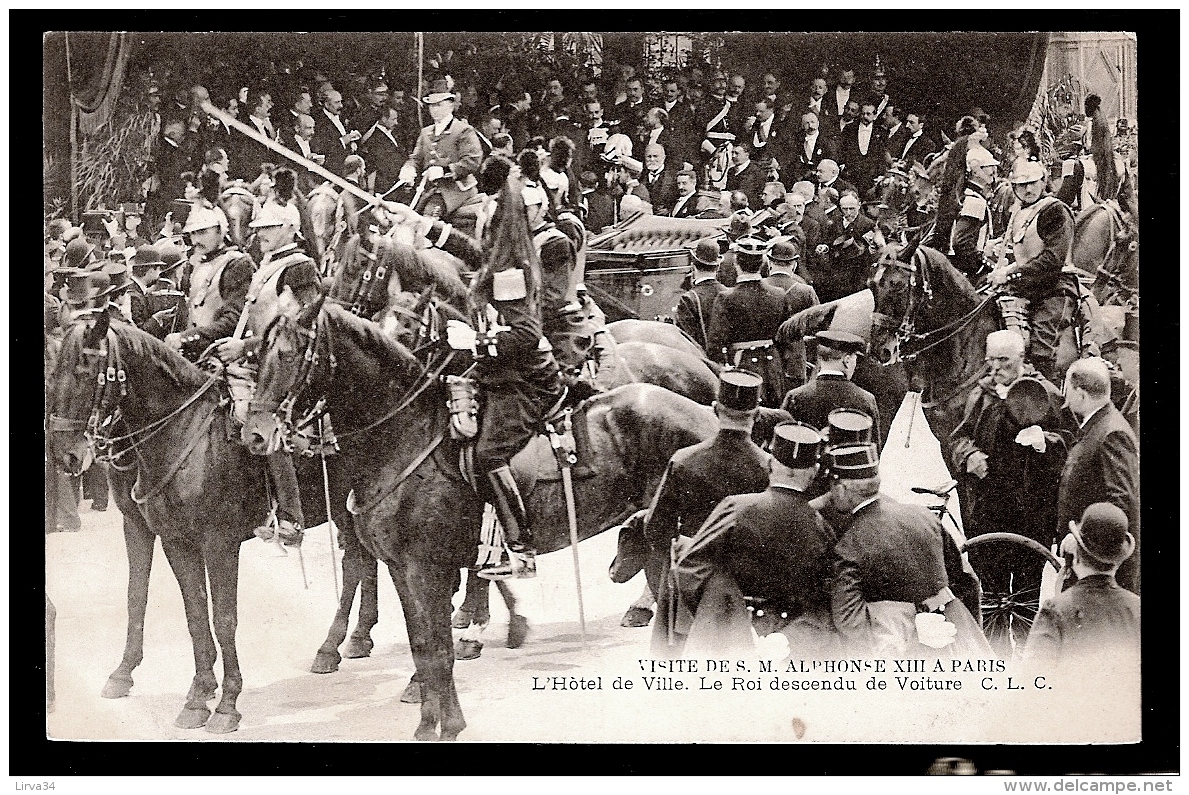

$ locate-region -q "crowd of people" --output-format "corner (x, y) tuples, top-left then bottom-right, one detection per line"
(46, 49), (1139, 674)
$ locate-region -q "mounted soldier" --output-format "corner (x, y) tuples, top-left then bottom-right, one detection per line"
(398, 78), (484, 229)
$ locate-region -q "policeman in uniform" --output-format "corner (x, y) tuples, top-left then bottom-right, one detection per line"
(781, 328), (880, 438)
(673, 238), (728, 355)
(668, 422), (837, 657)
(398, 79), (483, 220)
(827, 443), (989, 656)
(644, 370), (771, 643)
(948, 146), (1001, 279)
(989, 159), (1077, 383)
(705, 236), (791, 407)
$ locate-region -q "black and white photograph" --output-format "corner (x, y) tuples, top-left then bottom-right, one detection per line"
(37, 23), (1166, 773)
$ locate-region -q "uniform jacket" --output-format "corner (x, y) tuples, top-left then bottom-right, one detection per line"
(182, 246), (255, 357)
(674, 277), (726, 354)
(1008, 196), (1075, 304)
(1057, 403), (1140, 590)
(780, 372), (880, 443)
(705, 278), (789, 362)
(403, 117), (484, 215)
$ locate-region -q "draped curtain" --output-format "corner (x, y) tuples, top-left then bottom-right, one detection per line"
(67, 31), (132, 136)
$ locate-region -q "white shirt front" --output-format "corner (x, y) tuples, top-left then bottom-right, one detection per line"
(808, 96), (822, 114)
(325, 108), (347, 138)
(804, 131), (819, 161)
(857, 122), (873, 156)
(296, 136), (313, 159)
(903, 130), (923, 158)
(834, 85), (851, 116)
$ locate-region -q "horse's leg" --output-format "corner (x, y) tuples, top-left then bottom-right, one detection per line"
(310, 532), (361, 673)
(157, 535), (218, 729)
(622, 581), (656, 627)
(404, 555), (466, 741)
(384, 561), (427, 705)
(497, 581), (530, 649)
(454, 572), (491, 660)
(203, 537), (243, 734)
(452, 568), (479, 629)
(344, 523), (379, 659)
(101, 509), (156, 698)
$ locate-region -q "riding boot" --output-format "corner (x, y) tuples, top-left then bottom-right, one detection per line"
(478, 465), (536, 581)
(266, 451), (305, 546)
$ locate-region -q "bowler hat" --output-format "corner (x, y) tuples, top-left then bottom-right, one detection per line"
(815, 328), (866, 354)
(826, 408), (874, 447)
(158, 242), (185, 271)
(1070, 502), (1134, 567)
(690, 238), (722, 267)
(1005, 377), (1054, 428)
(130, 244), (166, 270)
(421, 78), (457, 105)
(770, 239), (801, 262)
(771, 422), (822, 468)
(717, 368), (763, 412)
(101, 261), (131, 296)
(826, 443), (879, 479)
(63, 237), (96, 270)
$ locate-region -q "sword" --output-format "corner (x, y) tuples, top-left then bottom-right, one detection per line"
(560, 465), (588, 646)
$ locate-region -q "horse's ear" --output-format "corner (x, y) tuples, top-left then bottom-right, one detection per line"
(298, 291), (326, 328)
(412, 282), (436, 316)
(83, 307), (112, 347)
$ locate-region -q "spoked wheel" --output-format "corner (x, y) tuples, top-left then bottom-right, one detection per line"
(962, 532), (1061, 658)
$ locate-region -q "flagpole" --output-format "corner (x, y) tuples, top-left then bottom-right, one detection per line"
(416, 32), (424, 128)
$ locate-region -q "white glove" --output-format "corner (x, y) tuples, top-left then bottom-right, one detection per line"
(915, 612), (958, 649)
(445, 319), (477, 352)
(1014, 424), (1047, 453)
(752, 628), (790, 662)
(425, 165), (446, 182)
(398, 164), (417, 185)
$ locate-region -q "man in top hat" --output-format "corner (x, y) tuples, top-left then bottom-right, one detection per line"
(705, 236), (791, 407)
(988, 159), (1077, 383)
(781, 329), (879, 435)
(950, 329), (1065, 590)
(667, 422), (838, 657)
(645, 369), (772, 646)
(947, 146), (1002, 280)
(827, 443), (989, 656)
(164, 204), (255, 362)
(399, 79), (483, 219)
(1024, 502), (1140, 669)
(674, 238), (728, 355)
(1057, 358), (1140, 593)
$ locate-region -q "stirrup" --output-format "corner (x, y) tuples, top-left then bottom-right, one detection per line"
(477, 546), (537, 581)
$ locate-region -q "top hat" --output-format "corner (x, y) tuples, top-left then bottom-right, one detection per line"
(826, 408), (874, 447)
(690, 238), (723, 268)
(1005, 377), (1055, 428)
(64, 270), (110, 305)
(421, 78), (457, 105)
(101, 261), (131, 296)
(771, 422), (822, 468)
(1070, 502), (1135, 566)
(815, 328), (866, 355)
(770, 239), (801, 262)
(826, 443), (879, 479)
(717, 368), (763, 412)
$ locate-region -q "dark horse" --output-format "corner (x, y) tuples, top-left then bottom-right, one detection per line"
(48, 311), (271, 733)
(243, 299), (718, 739)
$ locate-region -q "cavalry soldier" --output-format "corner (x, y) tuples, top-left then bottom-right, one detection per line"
(164, 204), (254, 361)
(780, 328), (879, 438)
(645, 370), (771, 646)
(950, 329), (1066, 652)
(398, 79), (483, 221)
(827, 443), (990, 657)
(212, 200), (317, 545)
(948, 146), (1001, 280)
(673, 238), (728, 355)
(669, 422), (837, 657)
(989, 159), (1077, 383)
(705, 236), (790, 407)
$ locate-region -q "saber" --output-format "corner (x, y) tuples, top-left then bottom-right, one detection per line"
(199, 100), (378, 207)
(319, 416), (341, 601)
(407, 174), (430, 214)
(560, 466), (587, 645)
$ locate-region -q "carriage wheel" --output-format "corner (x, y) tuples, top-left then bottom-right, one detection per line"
(962, 532), (1061, 658)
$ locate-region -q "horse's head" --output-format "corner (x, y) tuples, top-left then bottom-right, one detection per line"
(874, 167), (913, 231)
(220, 190), (257, 247)
(245, 294), (327, 455)
(869, 243), (919, 365)
(47, 310), (113, 476)
(377, 285), (437, 349)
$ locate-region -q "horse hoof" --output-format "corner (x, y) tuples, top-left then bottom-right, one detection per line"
(439, 731), (461, 742)
(620, 607), (654, 628)
(451, 609), (473, 629)
(454, 639), (483, 660)
(101, 676), (134, 699)
(343, 638), (373, 659)
(174, 706), (211, 730)
(507, 614), (529, 649)
(311, 651), (341, 674)
(205, 711), (241, 734)
(414, 724), (439, 741)
(400, 679), (424, 704)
